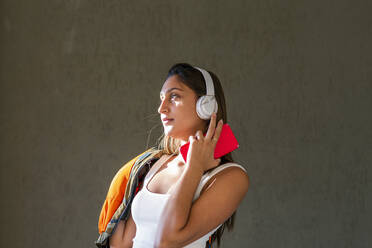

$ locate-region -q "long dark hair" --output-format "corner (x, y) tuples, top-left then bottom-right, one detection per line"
(156, 63), (236, 248)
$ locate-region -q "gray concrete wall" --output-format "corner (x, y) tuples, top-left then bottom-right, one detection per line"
(1, 1), (371, 247)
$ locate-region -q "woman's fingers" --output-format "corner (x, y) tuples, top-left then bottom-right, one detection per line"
(196, 130), (204, 141)
(212, 119), (223, 143)
(205, 112), (217, 140)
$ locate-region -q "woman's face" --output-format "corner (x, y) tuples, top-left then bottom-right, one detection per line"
(158, 75), (207, 143)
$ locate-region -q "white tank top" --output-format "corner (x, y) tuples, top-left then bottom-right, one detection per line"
(131, 159), (247, 248)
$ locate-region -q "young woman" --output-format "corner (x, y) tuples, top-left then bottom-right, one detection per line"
(109, 63), (249, 248)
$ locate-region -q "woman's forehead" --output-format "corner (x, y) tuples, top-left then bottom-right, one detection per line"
(160, 76), (188, 95)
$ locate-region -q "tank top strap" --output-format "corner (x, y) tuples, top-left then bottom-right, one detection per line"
(193, 162), (247, 202)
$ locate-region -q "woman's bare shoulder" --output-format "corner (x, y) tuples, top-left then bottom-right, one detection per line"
(201, 163), (249, 195)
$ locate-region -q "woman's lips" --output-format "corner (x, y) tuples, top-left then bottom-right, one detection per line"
(163, 119), (174, 124)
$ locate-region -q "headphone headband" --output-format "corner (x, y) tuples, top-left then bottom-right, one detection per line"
(193, 66), (215, 96)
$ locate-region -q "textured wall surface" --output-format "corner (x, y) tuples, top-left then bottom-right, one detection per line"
(1, 1), (371, 247)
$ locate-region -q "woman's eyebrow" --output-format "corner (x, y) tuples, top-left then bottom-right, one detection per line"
(159, 87), (184, 96)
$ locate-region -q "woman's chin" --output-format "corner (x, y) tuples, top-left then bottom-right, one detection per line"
(164, 129), (181, 140)
(163, 127), (174, 137)
(163, 126), (190, 142)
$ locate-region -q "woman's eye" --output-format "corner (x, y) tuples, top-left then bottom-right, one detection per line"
(159, 94), (179, 103)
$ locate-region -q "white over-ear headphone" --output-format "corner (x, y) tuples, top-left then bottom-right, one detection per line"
(193, 66), (218, 120)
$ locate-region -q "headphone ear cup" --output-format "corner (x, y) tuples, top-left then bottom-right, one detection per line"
(196, 96), (218, 120)
(196, 97), (206, 119)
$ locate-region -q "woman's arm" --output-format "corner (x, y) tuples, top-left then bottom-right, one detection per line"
(155, 165), (249, 248)
(109, 211), (136, 248)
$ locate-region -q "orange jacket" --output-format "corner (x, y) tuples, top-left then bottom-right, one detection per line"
(98, 148), (153, 234)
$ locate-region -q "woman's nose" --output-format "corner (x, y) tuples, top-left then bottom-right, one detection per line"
(157, 99), (168, 114)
